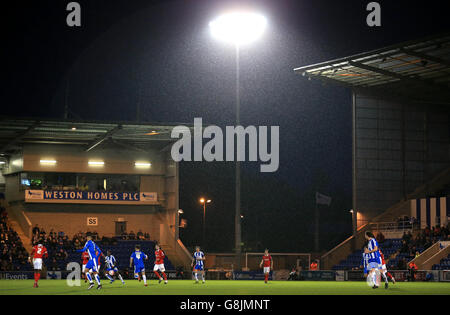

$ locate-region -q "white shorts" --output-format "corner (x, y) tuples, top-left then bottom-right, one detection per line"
(368, 262), (379, 270)
(263, 267), (270, 274)
(380, 264), (386, 270)
(33, 258), (43, 270)
(153, 264), (165, 272)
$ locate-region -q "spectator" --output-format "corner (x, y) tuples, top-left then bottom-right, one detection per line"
(56, 248), (68, 261)
(176, 266), (184, 280)
(49, 258), (59, 271)
(32, 224), (40, 236)
(376, 232), (385, 243)
(310, 260), (319, 271)
(288, 267), (298, 280)
(397, 258), (406, 270)
(408, 261), (418, 282)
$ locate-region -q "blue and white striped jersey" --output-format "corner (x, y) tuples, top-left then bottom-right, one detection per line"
(367, 238), (380, 261)
(362, 252), (369, 271)
(193, 251), (205, 266)
(77, 240), (101, 261)
(105, 255), (117, 269)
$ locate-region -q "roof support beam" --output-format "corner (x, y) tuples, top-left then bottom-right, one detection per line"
(110, 139), (150, 153)
(0, 120), (40, 153)
(85, 125), (122, 152)
(348, 61), (449, 90)
(400, 48), (450, 68)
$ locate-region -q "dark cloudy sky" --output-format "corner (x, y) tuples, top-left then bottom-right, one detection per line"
(2, 0), (449, 252)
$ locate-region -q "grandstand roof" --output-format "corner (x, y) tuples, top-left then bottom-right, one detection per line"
(294, 33), (450, 103)
(0, 117), (189, 154)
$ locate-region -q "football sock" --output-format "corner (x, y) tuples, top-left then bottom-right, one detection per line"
(162, 272), (167, 280)
(372, 272), (377, 286)
(381, 272), (388, 283)
(106, 274), (114, 281)
(194, 272), (198, 280)
(118, 274), (124, 283)
(94, 274), (101, 285)
(154, 271), (161, 279)
(86, 273), (93, 283)
(142, 275), (147, 284)
(201, 274), (205, 281)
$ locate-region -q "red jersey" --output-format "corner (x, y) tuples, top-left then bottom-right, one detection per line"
(379, 251), (386, 265)
(155, 249), (165, 265)
(31, 245), (48, 259)
(262, 254), (272, 268)
(81, 252), (90, 265)
(97, 252), (103, 266)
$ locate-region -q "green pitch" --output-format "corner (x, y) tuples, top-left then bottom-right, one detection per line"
(1, 280), (449, 295)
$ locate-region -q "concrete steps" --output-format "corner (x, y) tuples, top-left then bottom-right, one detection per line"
(8, 218), (33, 254)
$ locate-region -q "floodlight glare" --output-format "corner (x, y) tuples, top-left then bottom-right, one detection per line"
(209, 12), (267, 46)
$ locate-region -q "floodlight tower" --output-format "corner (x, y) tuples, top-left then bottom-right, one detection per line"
(209, 12), (267, 270)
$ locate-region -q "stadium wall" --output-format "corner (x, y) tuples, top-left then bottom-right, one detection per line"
(7, 202), (163, 239)
(353, 92), (450, 222)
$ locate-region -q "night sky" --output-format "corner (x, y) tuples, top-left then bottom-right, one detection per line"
(2, 0), (449, 252)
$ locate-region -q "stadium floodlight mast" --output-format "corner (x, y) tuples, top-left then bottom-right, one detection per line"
(200, 198), (212, 249)
(209, 11), (267, 270)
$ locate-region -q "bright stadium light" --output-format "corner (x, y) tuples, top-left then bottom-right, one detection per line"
(40, 159), (57, 165)
(209, 12), (267, 46)
(135, 162), (151, 168)
(88, 161), (104, 166)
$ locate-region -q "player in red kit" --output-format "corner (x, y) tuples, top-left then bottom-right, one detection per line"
(81, 251), (90, 282)
(259, 249), (273, 284)
(378, 249), (395, 288)
(28, 242), (48, 288)
(153, 244), (168, 284)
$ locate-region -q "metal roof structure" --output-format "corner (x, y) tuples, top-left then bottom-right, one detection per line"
(294, 33), (450, 103)
(0, 117), (188, 155)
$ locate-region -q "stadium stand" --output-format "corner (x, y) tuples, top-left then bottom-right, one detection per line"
(432, 254), (450, 270)
(0, 207), (30, 271)
(1, 203), (176, 273)
(332, 224), (450, 271)
(33, 229), (176, 273)
(332, 238), (402, 271)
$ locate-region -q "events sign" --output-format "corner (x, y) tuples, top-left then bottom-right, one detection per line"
(25, 190), (158, 204)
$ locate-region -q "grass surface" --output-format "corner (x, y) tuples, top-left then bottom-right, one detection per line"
(0, 280), (449, 295)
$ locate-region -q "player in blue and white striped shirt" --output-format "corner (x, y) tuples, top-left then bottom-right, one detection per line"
(130, 245), (149, 286)
(191, 246), (205, 284)
(104, 250), (125, 285)
(361, 247), (370, 277)
(364, 231), (381, 289)
(76, 235), (102, 290)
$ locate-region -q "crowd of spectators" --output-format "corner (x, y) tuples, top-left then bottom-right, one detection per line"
(28, 225), (153, 271)
(395, 216), (418, 229)
(0, 207), (29, 271)
(120, 229), (150, 241)
(400, 223), (450, 258)
(31, 226), (151, 251)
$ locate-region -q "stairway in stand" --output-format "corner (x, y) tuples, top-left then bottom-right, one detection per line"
(8, 218), (33, 254)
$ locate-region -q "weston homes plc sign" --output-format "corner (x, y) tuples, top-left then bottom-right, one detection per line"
(25, 190), (158, 205)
